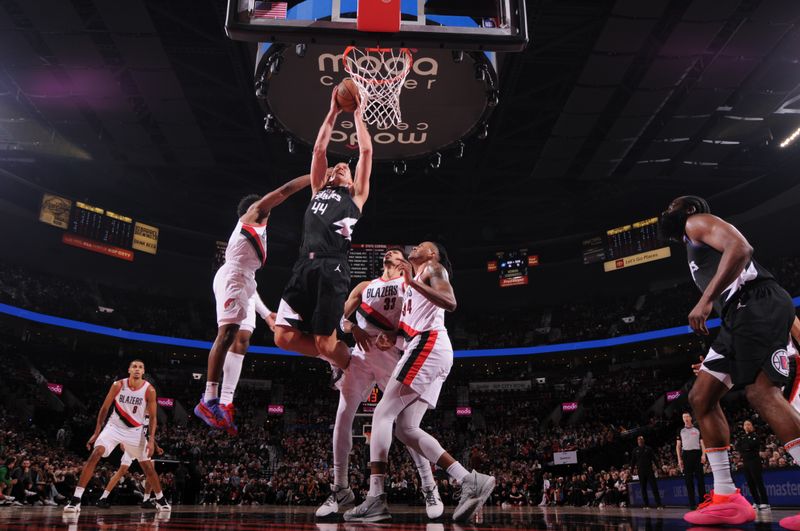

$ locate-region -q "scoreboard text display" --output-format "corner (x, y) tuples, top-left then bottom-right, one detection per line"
(359, 385), (382, 414)
(487, 249), (538, 288)
(39, 194), (158, 261)
(349, 244), (412, 281)
(582, 217), (671, 272)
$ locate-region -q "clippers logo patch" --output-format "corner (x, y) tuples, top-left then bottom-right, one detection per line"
(772, 349), (790, 377)
(224, 298), (237, 310)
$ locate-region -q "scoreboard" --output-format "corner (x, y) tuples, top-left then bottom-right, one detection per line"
(487, 248), (539, 288)
(582, 217), (671, 272)
(349, 243), (412, 281)
(39, 194), (159, 261)
(70, 202), (134, 248)
(605, 217), (661, 260)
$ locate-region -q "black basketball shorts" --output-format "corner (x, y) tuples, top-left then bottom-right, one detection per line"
(701, 281), (796, 388)
(276, 255), (350, 336)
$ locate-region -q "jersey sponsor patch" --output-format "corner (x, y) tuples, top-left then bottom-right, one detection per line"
(772, 349), (790, 377)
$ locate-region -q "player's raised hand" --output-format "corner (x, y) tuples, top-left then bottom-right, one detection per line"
(329, 86), (342, 116)
(397, 259), (413, 285)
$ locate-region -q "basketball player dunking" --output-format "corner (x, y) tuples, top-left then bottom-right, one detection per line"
(317, 248), (443, 520)
(274, 89), (372, 371)
(64, 360), (169, 513)
(660, 196), (800, 528)
(344, 242), (495, 523)
(195, 174), (311, 433)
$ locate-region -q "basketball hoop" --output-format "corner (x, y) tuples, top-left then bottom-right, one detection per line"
(343, 46), (413, 129)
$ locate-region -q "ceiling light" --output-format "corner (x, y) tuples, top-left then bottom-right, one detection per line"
(780, 126), (800, 148)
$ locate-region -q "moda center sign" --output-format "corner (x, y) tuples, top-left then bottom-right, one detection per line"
(257, 44), (496, 160)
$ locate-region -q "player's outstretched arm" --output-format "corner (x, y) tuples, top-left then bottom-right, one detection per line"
(254, 293), (276, 331)
(401, 262), (456, 312)
(247, 174), (311, 222)
(341, 281), (372, 351)
(342, 281), (370, 324)
(311, 88), (342, 194)
(684, 214), (753, 334)
(88, 381), (122, 449)
(351, 107), (373, 210)
(145, 386), (157, 457)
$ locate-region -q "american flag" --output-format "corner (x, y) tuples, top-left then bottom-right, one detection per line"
(253, 1), (287, 20)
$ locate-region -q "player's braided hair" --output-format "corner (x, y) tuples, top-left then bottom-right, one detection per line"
(432, 242), (453, 279)
(683, 195), (710, 215)
(237, 194), (261, 217)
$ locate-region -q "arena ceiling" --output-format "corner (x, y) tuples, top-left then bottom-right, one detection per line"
(2, 0), (800, 253)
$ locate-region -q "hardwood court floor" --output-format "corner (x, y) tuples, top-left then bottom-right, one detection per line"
(0, 504), (793, 530)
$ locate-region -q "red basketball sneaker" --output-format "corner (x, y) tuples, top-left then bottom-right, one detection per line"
(220, 402), (238, 436)
(684, 490), (755, 525)
(780, 514), (800, 530)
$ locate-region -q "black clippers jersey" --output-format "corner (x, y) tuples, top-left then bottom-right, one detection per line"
(685, 237), (774, 314)
(300, 186), (361, 255)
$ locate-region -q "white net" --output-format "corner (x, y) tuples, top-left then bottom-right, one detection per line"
(343, 47), (413, 129)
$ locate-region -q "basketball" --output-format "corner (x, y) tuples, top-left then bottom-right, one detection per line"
(336, 78), (360, 113)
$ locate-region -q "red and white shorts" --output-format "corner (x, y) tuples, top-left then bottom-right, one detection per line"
(214, 263), (258, 331)
(95, 423), (146, 460)
(393, 329), (452, 408)
(341, 343), (403, 401)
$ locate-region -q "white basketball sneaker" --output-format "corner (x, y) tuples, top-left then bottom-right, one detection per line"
(316, 485), (355, 517)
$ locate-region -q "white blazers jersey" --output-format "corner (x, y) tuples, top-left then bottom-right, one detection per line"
(109, 379), (150, 430)
(355, 276), (404, 335)
(225, 220), (267, 273)
(398, 265), (448, 340)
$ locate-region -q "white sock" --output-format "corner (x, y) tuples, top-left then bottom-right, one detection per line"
(706, 447), (735, 494)
(417, 462), (436, 490)
(333, 463), (348, 489)
(73, 487), (85, 499)
(220, 352), (245, 405)
(368, 474), (385, 497)
(155, 492), (164, 500)
(100, 490), (110, 500)
(143, 492), (150, 501)
(784, 438), (800, 465)
(204, 381), (219, 402)
(446, 462), (470, 484)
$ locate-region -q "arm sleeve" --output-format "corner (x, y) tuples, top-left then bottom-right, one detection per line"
(255, 294), (270, 319)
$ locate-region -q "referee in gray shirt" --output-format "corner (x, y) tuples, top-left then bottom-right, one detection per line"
(677, 412), (706, 509)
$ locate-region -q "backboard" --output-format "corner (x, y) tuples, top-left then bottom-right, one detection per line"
(256, 43), (498, 161)
(227, 0), (528, 52)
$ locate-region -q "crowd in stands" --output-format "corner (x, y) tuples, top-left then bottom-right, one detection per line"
(1, 328), (797, 511)
(0, 254), (798, 510)
(1, 256), (797, 351)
